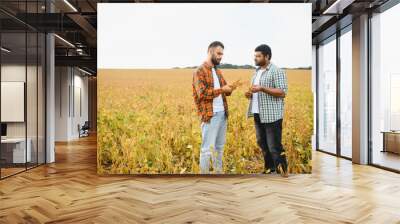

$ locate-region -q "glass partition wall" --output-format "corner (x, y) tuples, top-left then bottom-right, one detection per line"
(0, 2), (46, 179)
(339, 27), (352, 159)
(315, 0), (400, 173)
(0, 31), (27, 177)
(317, 35), (337, 155)
(370, 3), (400, 171)
(316, 26), (353, 159)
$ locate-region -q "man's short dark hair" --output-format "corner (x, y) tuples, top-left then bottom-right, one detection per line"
(255, 44), (272, 60)
(208, 41), (224, 50)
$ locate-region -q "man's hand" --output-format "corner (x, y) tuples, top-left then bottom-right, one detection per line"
(228, 84), (238, 91)
(251, 85), (264, 93)
(245, 89), (252, 99)
(221, 85), (232, 94)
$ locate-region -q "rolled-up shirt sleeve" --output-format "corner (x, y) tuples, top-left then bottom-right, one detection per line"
(274, 69), (288, 95)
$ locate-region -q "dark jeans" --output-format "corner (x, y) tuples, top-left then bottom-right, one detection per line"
(254, 114), (287, 172)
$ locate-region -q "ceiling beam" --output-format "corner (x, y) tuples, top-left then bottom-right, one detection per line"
(67, 13), (97, 46)
(55, 55), (96, 70)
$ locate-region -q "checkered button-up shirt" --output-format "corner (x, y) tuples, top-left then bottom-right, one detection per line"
(192, 62), (230, 123)
(247, 63), (288, 123)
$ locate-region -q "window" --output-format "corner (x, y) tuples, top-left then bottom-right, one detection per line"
(371, 3), (400, 171)
(317, 36), (337, 154)
(339, 29), (352, 158)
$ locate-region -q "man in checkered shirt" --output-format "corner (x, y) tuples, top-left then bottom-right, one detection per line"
(192, 41), (235, 174)
(245, 44), (289, 177)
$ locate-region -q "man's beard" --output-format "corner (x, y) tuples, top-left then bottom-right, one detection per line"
(211, 57), (221, 66)
(255, 60), (266, 67)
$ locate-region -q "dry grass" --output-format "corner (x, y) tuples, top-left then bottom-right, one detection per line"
(97, 68), (313, 174)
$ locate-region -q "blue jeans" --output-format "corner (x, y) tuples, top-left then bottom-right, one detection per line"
(199, 111), (227, 174)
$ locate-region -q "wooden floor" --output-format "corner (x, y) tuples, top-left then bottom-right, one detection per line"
(372, 151), (400, 171)
(0, 167), (26, 178)
(1, 135), (400, 224)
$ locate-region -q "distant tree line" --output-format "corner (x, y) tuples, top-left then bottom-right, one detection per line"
(172, 64), (311, 70)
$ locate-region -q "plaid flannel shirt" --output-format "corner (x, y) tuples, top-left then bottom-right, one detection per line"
(247, 63), (288, 123)
(192, 62), (231, 123)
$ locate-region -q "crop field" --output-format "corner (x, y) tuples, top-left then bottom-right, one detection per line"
(97, 69), (313, 174)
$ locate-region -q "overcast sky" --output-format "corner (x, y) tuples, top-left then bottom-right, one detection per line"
(98, 3), (311, 69)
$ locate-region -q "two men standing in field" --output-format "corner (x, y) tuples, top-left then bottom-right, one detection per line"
(192, 41), (288, 177)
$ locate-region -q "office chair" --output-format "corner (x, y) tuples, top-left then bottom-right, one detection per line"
(79, 121), (90, 138)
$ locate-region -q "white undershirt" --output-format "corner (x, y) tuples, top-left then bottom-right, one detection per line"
(251, 69), (266, 114)
(212, 68), (225, 113)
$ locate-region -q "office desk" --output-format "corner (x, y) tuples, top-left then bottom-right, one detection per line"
(381, 131), (400, 154)
(1, 138), (32, 164)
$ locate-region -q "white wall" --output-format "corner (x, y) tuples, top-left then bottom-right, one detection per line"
(55, 66), (70, 141)
(71, 72), (89, 138)
(1, 65), (26, 137)
(1, 65), (38, 138)
(54, 67), (89, 141)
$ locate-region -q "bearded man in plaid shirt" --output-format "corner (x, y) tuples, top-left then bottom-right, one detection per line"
(192, 41), (236, 174)
(245, 44), (289, 177)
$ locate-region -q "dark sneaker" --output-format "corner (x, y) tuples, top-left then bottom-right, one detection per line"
(261, 168), (276, 174)
(277, 164), (288, 178)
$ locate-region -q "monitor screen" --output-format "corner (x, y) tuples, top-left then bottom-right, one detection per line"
(1, 123), (7, 137)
